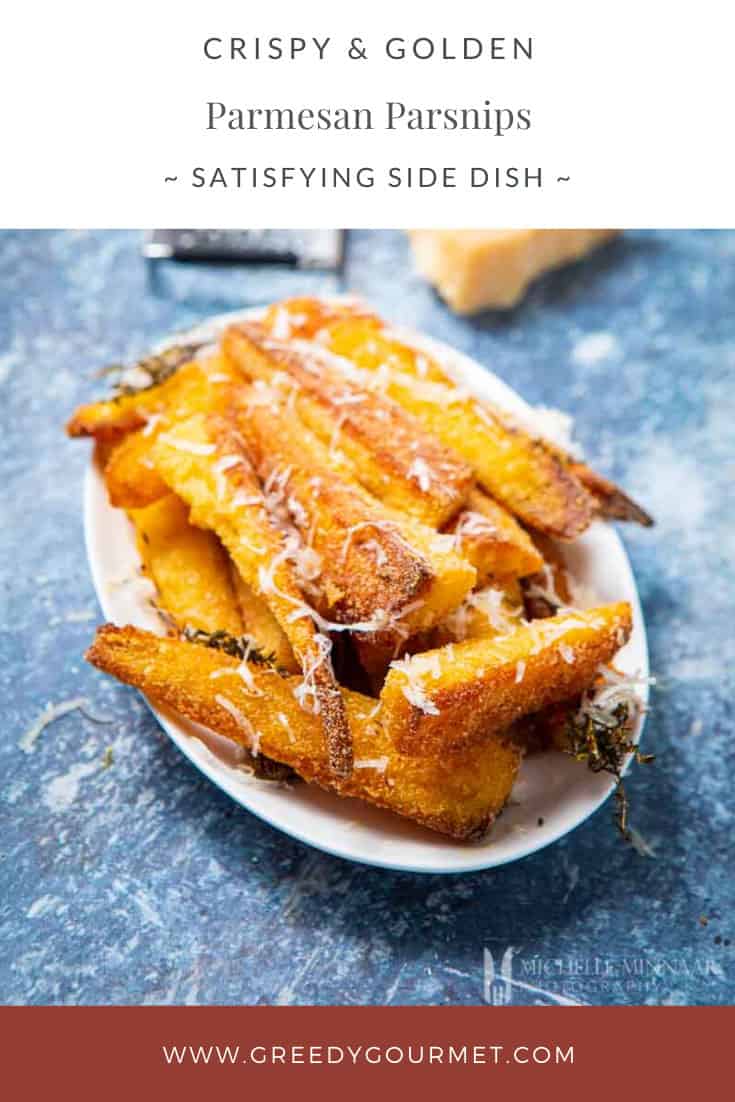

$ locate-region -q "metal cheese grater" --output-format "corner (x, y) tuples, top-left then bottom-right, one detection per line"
(143, 230), (344, 271)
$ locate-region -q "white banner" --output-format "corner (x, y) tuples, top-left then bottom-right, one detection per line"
(1, 0), (732, 227)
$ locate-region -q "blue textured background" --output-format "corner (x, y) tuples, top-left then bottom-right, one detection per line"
(1, 230), (732, 1006)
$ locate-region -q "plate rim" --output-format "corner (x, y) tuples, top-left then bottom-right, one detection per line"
(83, 304), (649, 874)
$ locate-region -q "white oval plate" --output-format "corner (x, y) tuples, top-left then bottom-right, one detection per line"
(84, 306), (648, 874)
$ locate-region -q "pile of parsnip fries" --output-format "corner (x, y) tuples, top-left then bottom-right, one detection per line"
(69, 297), (652, 841)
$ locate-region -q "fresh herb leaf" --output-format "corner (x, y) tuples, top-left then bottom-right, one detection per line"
(100, 343), (204, 399)
(563, 698), (654, 840)
(182, 626), (281, 670)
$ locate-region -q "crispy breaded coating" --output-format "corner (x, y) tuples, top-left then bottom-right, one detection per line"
(569, 462), (654, 527)
(130, 494), (244, 636)
(105, 429), (169, 509)
(380, 602), (633, 756)
(369, 370), (594, 540)
(66, 356), (240, 442)
(228, 565), (298, 673)
(223, 323), (473, 527)
(66, 297), (652, 841)
(262, 302), (655, 534)
(150, 410), (352, 777)
(86, 625), (521, 840)
(233, 387), (476, 647)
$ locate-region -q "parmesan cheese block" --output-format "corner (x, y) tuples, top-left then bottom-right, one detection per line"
(408, 229), (620, 313)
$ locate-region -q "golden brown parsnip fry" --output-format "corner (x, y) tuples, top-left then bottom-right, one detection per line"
(261, 301), (444, 384)
(367, 369), (594, 540)
(150, 410), (352, 777)
(86, 625), (520, 840)
(223, 324), (473, 527)
(262, 300), (650, 530)
(102, 357), (242, 508)
(262, 297), (372, 342)
(66, 355), (240, 442)
(130, 495), (243, 635)
(228, 565), (298, 673)
(324, 315), (449, 383)
(260, 299), (593, 538)
(569, 462), (654, 527)
(445, 488), (544, 584)
(235, 389), (476, 644)
(380, 602), (632, 756)
(105, 429), (169, 509)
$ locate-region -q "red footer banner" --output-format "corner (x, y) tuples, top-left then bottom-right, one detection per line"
(1, 1005), (731, 1097)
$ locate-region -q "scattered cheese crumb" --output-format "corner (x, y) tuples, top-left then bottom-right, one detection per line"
(19, 697), (91, 753)
(354, 757), (389, 773)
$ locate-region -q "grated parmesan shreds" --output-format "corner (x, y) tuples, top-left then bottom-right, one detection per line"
(231, 491), (265, 511)
(576, 665), (655, 732)
(361, 538), (387, 567)
(328, 411), (348, 459)
(213, 454), (242, 474)
(292, 632), (333, 715)
(257, 533), (405, 638)
(276, 712), (295, 745)
(453, 510), (500, 549)
(142, 412), (164, 438)
(401, 680), (440, 716)
(213, 454), (245, 501)
(207, 641), (265, 697)
(445, 585), (523, 642)
(157, 434), (216, 456)
(628, 827), (656, 858)
(559, 643), (575, 665)
(214, 693), (261, 754)
(524, 562), (567, 610)
(270, 306), (292, 341)
(515, 660), (526, 684)
(353, 756), (389, 773)
(406, 456), (432, 492)
(18, 697), (102, 753)
(339, 519), (409, 565)
(390, 656), (441, 715)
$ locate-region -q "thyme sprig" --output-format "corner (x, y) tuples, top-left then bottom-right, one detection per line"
(98, 342), (204, 399)
(563, 699), (654, 839)
(182, 627), (282, 671)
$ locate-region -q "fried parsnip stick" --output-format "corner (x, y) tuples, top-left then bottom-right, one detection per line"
(66, 355), (240, 442)
(130, 494), (244, 636)
(234, 389), (476, 644)
(228, 565), (298, 673)
(261, 301), (652, 532)
(367, 369), (594, 540)
(101, 358), (244, 508)
(105, 429), (169, 509)
(86, 625), (521, 840)
(150, 411), (352, 777)
(445, 488), (544, 584)
(569, 462), (654, 527)
(223, 324), (473, 527)
(380, 602), (632, 756)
